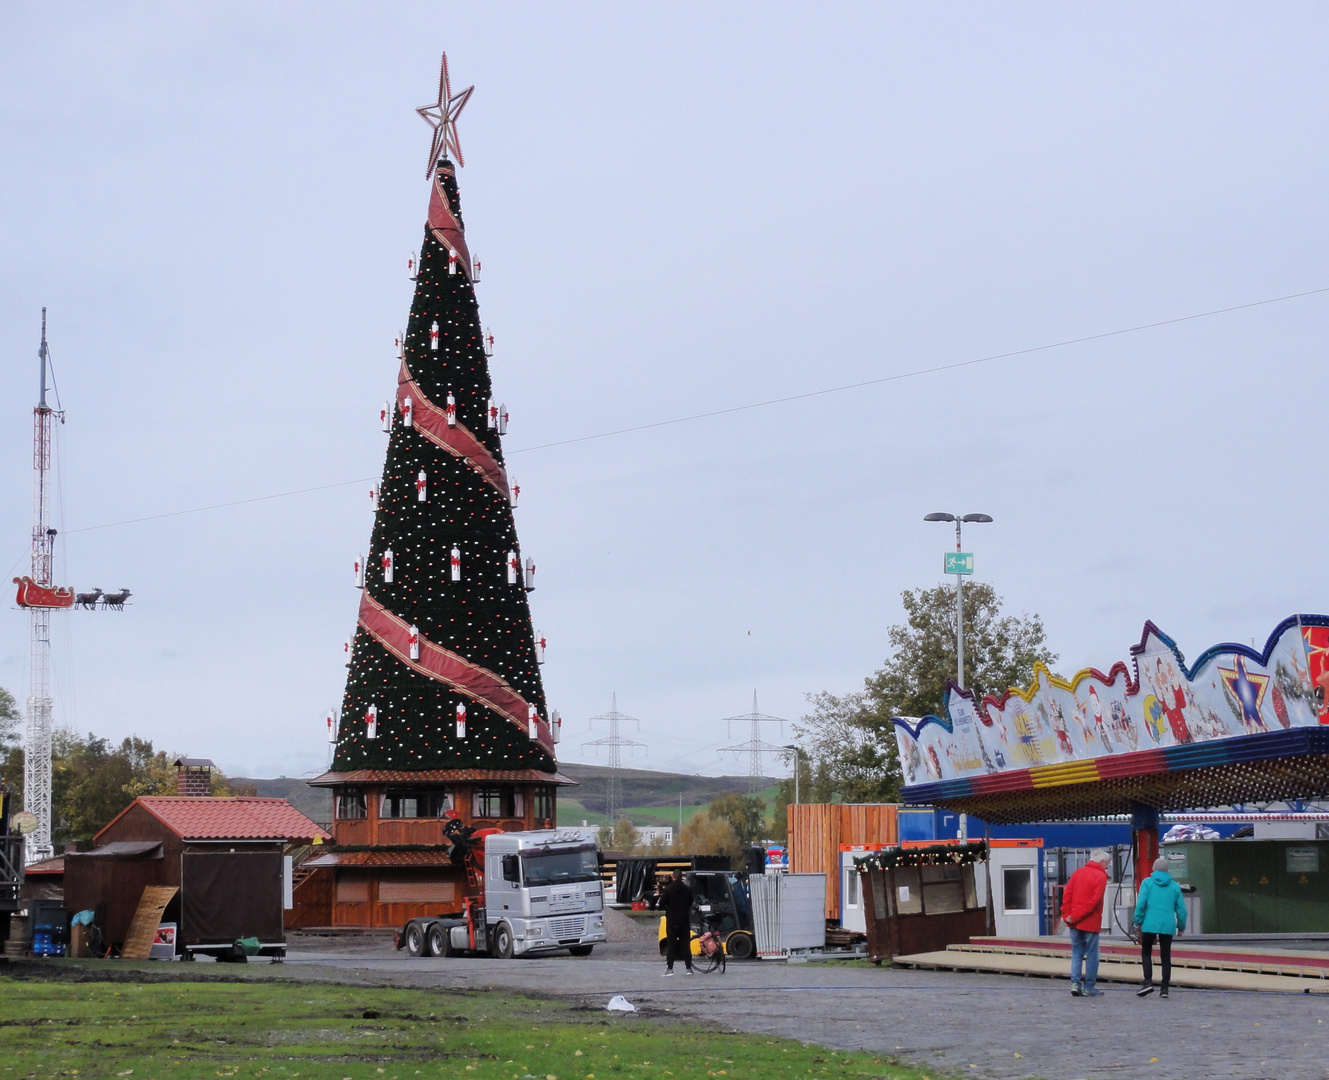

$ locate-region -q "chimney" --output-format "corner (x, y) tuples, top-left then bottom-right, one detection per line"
(174, 758), (217, 797)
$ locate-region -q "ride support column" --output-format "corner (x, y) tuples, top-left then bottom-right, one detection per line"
(1131, 803), (1159, 880)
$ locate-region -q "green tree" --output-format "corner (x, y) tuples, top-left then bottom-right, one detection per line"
(674, 812), (741, 864)
(705, 792), (767, 846)
(673, 793), (767, 868)
(604, 817), (640, 853)
(0, 721), (259, 851)
(54, 734), (179, 846)
(793, 583), (1057, 803)
(0, 686), (20, 749)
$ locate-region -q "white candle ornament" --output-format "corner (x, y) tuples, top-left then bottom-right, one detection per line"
(507, 550), (519, 585)
(445, 391), (457, 427)
(408, 624), (420, 660)
(429, 321), (439, 351)
(450, 545), (461, 582)
(366, 704), (378, 739)
(524, 557), (536, 592)
(354, 555), (365, 589)
(455, 702), (467, 739)
(382, 548), (394, 583)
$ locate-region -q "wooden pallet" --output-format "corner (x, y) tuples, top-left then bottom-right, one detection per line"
(894, 947), (1329, 993)
(120, 885), (178, 960)
(953, 938), (1329, 980)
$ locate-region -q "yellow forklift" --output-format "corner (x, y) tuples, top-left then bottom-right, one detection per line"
(656, 869), (756, 960)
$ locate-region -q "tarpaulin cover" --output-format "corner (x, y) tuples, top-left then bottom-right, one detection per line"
(181, 852), (283, 945)
(614, 858), (658, 903)
(78, 841), (162, 858)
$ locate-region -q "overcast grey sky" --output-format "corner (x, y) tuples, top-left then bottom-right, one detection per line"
(2, 4), (1327, 781)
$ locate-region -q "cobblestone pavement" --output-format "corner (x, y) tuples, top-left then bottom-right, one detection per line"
(280, 923), (1329, 1080)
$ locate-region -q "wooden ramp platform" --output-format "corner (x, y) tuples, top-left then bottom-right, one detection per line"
(895, 936), (1329, 993)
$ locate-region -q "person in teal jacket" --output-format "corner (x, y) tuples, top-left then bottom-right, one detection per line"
(1133, 856), (1187, 998)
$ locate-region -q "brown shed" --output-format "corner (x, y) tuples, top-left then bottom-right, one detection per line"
(65, 797), (328, 956)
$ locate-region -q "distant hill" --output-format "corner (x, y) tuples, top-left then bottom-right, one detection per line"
(555, 762), (779, 827)
(231, 777), (332, 824)
(231, 763), (780, 831)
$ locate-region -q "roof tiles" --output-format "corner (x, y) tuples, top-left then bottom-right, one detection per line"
(132, 797), (331, 841)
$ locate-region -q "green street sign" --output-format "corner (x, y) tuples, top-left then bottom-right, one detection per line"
(945, 552), (974, 575)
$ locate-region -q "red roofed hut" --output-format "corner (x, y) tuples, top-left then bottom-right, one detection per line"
(65, 775), (329, 959)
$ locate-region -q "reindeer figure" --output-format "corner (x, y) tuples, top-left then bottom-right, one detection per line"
(75, 588), (103, 610)
(101, 588), (132, 611)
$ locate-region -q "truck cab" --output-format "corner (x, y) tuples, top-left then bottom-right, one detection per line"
(397, 828), (606, 959)
(483, 830), (606, 957)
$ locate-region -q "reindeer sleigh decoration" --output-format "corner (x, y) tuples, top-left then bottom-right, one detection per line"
(81, 587), (131, 611)
(74, 587), (132, 610)
(14, 578), (132, 611)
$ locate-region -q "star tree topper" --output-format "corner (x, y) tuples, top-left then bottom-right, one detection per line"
(416, 52), (474, 176)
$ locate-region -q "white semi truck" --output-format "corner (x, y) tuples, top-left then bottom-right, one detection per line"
(395, 828), (606, 959)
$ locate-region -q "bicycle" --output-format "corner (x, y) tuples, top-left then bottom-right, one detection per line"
(693, 912), (726, 974)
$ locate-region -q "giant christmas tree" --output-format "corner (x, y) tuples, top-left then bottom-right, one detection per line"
(330, 57), (556, 777)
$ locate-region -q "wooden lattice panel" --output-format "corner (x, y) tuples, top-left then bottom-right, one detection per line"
(120, 885), (178, 960)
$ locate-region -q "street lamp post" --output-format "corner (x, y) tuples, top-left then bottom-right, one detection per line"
(923, 512), (993, 690)
(782, 745), (800, 805)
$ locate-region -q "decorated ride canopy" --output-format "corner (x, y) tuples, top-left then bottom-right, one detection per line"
(895, 615), (1329, 823)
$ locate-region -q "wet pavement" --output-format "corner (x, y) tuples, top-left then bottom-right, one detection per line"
(275, 913), (1329, 1080)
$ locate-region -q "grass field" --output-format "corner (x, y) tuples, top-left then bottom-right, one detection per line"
(558, 783), (785, 834)
(0, 977), (936, 1080)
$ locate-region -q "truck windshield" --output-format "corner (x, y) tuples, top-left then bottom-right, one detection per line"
(521, 847), (600, 886)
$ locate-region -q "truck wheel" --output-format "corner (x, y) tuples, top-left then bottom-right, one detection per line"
(724, 932), (754, 960)
(567, 945), (594, 957)
(427, 924), (452, 957)
(404, 923), (426, 958)
(491, 921), (515, 960)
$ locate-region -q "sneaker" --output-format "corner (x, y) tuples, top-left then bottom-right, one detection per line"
(1160, 987), (1169, 999)
(662, 970), (674, 977)
(684, 969), (694, 976)
(1070, 982), (1083, 997)
(1084, 988), (1104, 997)
(1136, 984), (1154, 997)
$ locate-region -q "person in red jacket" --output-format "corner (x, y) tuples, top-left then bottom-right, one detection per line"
(1061, 849), (1110, 997)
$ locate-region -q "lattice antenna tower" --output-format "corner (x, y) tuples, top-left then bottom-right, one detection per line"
(24, 310), (61, 862)
(717, 690), (789, 794)
(583, 693), (648, 824)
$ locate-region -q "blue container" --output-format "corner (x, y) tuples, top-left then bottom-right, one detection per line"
(898, 806), (967, 842)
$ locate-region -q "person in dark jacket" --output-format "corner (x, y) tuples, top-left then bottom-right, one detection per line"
(1133, 856), (1187, 998)
(660, 868), (694, 976)
(1061, 849), (1110, 997)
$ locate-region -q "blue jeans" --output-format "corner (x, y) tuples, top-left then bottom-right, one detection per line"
(1069, 927), (1100, 989)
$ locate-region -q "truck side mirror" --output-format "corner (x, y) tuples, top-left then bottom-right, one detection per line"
(502, 854), (520, 884)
